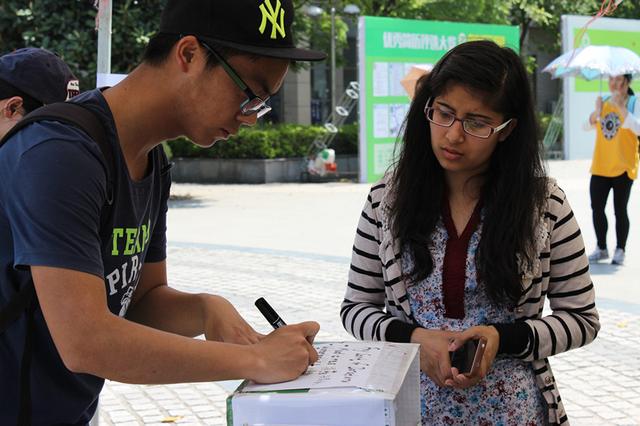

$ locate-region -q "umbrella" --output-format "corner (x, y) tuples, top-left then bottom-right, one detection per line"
(543, 45), (640, 82)
(401, 64), (433, 99)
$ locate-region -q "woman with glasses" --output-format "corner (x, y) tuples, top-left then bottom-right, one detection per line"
(341, 40), (599, 425)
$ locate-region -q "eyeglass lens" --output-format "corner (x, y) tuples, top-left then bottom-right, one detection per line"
(242, 97), (272, 118)
(427, 108), (492, 138)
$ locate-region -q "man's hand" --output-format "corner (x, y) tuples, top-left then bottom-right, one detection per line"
(410, 327), (459, 387)
(445, 325), (499, 389)
(202, 295), (263, 344)
(248, 321), (320, 383)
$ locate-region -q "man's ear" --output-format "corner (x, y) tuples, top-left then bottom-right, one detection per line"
(1, 96), (24, 119)
(174, 35), (203, 72)
(498, 118), (518, 142)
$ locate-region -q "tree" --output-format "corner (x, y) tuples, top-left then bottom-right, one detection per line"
(0, 0), (165, 91)
(1, 0), (637, 89)
(313, 0), (639, 55)
(507, 0), (640, 52)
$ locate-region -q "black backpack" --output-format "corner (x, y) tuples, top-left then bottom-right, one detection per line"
(0, 102), (168, 424)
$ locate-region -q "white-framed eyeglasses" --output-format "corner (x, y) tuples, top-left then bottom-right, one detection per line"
(424, 98), (512, 139)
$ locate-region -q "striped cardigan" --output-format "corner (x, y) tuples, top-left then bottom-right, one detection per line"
(341, 176), (600, 425)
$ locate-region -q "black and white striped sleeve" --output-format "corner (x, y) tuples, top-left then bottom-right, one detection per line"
(341, 183), (397, 341)
(521, 187), (600, 361)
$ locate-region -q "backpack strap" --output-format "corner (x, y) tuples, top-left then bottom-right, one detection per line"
(0, 102), (114, 425)
(1, 102), (115, 333)
(0, 102), (115, 205)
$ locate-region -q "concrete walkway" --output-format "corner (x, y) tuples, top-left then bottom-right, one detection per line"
(99, 160), (640, 425)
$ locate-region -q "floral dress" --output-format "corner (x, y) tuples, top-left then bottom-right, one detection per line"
(403, 218), (547, 426)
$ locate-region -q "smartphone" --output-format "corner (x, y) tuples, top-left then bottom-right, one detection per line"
(449, 338), (487, 375)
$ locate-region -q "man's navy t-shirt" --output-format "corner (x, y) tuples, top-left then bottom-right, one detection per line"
(0, 89), (170, 424)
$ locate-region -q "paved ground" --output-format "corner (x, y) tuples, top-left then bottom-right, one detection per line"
(98, 160), (640, 425)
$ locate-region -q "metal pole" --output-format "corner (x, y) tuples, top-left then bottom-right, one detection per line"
(330, 2), (336, 116)
(96, 0), (113, 80)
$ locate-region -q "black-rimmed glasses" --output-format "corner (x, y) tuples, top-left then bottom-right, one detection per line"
(199, 40), (272, 118)
(424, 99), (512, 139)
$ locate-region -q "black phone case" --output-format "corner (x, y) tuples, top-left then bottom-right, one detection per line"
(450, 339), (479, 373)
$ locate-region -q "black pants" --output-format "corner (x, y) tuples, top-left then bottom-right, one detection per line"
(590, 173), (634, 250)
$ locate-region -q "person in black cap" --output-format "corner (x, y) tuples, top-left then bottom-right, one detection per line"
(0, 0), (325, 423)
(0, 47), (79, 138)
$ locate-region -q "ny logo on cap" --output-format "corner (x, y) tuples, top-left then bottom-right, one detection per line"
(258, 0), (286, 40)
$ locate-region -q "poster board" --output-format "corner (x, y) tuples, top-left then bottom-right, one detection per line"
(561, 15), (640, 160)
(357, 16), (520, 183)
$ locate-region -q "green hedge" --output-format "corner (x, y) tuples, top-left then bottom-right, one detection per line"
(538, 112), (552, 138)
(167, 123), (358, 160)
(166, 117), (563, 160)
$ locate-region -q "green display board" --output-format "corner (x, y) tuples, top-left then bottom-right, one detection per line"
(358, 16), (520, 183)
(573, 28), (640, 93)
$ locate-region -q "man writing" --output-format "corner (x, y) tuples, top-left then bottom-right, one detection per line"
(0, 0), (326, 424)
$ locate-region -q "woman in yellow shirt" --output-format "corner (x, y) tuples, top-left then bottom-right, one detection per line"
(588, 74), (640, 265)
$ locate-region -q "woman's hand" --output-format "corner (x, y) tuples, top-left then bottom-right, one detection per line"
(410, 327), (459, 387)
(445, 325), (499, 389)
(202, 295), (264, 344)
(590, 96), (603, 125)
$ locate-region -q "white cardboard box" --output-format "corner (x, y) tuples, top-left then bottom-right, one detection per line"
(226, 341), (420, 426)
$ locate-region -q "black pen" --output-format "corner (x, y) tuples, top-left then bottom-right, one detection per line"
(255, 297), (286, 329)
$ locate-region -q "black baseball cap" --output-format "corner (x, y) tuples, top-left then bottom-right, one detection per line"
(159, 0), (326, 61)
(0, 47), (79, 108)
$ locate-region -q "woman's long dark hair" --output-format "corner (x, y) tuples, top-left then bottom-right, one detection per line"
(624, 74), (635, 96)
(390, 40), (547, 305)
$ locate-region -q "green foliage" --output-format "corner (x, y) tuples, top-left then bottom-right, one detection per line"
(538, 112), (552, 138)
(167, 123), (358, 159)
(161, 141), (172, 160)
(506, 0), (640, 52)
(2, 0), (638, 113)
(292, 1), (352, 69)
(523, 54), (538, 75)
(0, 0), (165, 91)
(538, 111), (563, 156)
(342, 0), (639, 58)
(331, 122), (358, 155)
(2, 0), (639, 86)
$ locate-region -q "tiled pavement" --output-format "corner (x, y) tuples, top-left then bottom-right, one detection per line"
(99, 159), (640, 425)
(98, 243), (640, 425)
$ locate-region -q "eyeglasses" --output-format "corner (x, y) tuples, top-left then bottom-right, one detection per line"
(199, 40), (272, 118)
(424, 100), (512, 139)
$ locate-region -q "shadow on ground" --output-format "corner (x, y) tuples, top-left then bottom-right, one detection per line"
(168, 194), (211, 209)
(589, 263), (623, 276)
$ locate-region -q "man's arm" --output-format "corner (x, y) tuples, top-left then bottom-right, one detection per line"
(32, 265), (319, 385)
(126, 261), (262, 344)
